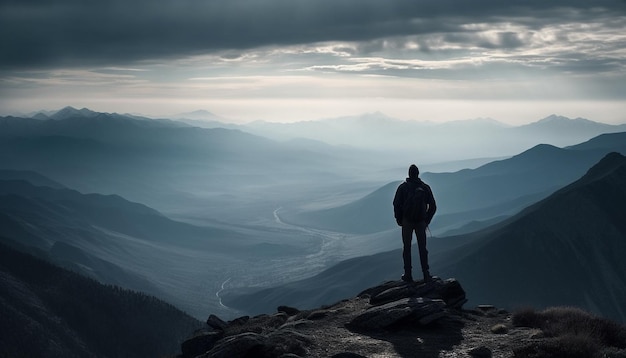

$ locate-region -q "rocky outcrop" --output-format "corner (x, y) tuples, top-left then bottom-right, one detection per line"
(180, 277), (466, 358)
(348, 277), (466, 330)
(180, 276), (626, 357)
(181, 310), (311, 358)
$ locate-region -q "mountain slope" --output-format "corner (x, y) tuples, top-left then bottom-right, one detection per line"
(0, 110), (376, 215)
(281, 132), (626, 235)
(0, 169), (65, 189)
(0, 171), (342, 320)
(0, 241), (200, 357)
(0, 179), (243, 250)
(434, 151), (626, 322)
(0, 174), (255, 318)
(223, 152), (626, 323)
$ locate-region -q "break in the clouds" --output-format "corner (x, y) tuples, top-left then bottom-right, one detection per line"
(1, 0), (624, 69)
(1, 0), (626, 123)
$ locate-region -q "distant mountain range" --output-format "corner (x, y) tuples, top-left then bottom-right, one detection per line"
(183, 111), (626, 163)
(14, 106), (626, 167)
(0, 107), (379, 214)
(222, 152), (626, 323)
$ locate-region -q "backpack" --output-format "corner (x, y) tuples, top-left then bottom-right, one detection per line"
(403, 183), (428, 223)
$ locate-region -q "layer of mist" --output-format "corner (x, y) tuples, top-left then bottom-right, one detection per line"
(1, 106), (625, 323)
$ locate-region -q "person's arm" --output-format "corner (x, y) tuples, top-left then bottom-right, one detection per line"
(425, 185), (437, 225)
(393, 184), (405, 225)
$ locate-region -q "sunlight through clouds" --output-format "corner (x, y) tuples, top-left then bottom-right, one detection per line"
(1, 0), (625, 123)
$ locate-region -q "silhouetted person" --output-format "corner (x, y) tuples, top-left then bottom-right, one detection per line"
(393, 164), (437, 282)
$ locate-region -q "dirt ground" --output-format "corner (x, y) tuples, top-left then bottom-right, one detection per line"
(297, 297), (539, 358)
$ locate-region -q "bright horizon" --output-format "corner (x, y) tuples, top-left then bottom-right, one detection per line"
(1, 1), (625, 126)
(5, 100), (626, 127)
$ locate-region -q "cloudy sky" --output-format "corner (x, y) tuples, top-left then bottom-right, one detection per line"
(1, 0), (626, 124)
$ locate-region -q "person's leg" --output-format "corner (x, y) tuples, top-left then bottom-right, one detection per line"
(416, 222), (431, 281)
(401, 224), (414, 281)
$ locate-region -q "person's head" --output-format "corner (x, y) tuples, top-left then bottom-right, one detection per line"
(408, 164), (419, 179)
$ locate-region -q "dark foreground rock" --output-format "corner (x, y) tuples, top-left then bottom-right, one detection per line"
(181, 277), (466, 358)
(348, 277), (466, 330)
(180, 277), (626, 357)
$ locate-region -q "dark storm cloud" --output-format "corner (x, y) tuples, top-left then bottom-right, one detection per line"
(0, 0), (623, 70)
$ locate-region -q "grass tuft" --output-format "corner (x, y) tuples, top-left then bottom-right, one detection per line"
(512, 306), (626, 358)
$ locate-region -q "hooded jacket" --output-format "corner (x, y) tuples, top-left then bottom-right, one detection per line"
(393, 177), (437, 225)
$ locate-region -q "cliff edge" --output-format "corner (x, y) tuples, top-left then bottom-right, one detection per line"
(180, 277), (626, 357)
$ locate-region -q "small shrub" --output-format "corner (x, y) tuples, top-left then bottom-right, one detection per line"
(601, 347), (626, 358)
(512, 306), (626, 358)
(514, 334), (597, 358)
(600, 347), (626, 358)
(512, 307), (543, 328)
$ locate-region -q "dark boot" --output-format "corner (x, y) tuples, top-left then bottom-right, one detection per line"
(401, 269), (413, 282)
(423, 271), (432, 282)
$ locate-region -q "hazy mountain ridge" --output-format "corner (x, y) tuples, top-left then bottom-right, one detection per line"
(223, 152), (626, 323)
(1, 108), (383, 215)
(280, 133), (626, 236)
(0, 179), (240, 250)
(0, 169), (65, 189)
(218, 111), (626, 163)
(0, 241), (200, 357)
(0, 174), (258, 318)
(19, 107), (623, 168)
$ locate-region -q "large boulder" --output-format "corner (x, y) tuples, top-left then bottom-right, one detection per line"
(349, 277), (466, 330)
(348, 297), (447, 329)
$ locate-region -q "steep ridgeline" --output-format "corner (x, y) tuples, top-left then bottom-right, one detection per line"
(223, 152), (626, 324)
(0, 173), (250, 318)
(0, 241), (201, 357)
(434, 151), (626, 323)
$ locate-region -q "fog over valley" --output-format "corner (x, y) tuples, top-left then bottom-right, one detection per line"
(1, 107), (625, 326)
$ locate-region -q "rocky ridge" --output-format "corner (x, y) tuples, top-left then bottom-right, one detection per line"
(179, 277), (626, 358)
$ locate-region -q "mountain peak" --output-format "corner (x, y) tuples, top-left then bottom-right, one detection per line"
(175, 109), (222, 121)
(534, 114), (597, 126)
(51, 106), (99, 120)
(538, 114), (571, 123)
(580, 152), (626, 183)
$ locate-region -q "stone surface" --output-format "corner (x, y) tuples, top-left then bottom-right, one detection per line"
(349, 297), (447, 330)
(180, 331), (223, 358)
(347, 277), (466, 330)
(181, 278), (621, 358)
(278, 305), (301, 316)
(206, 314), (228, 331)
(205, 332), (265, 358)
(469, 345), (492, 357)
